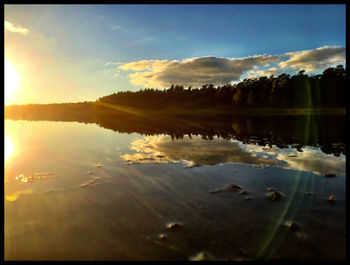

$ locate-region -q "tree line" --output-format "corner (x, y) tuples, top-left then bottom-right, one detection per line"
(98, 65), (346, 109)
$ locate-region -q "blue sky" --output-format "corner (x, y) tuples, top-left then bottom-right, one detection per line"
(4, 4), (346, 104)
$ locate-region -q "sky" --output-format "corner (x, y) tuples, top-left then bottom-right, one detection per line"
(4, 4), (346, 105)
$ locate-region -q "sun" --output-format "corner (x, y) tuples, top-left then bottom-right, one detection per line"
(5, 58), (20, 104)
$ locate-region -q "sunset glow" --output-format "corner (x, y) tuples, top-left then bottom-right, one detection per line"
(4, 4), (346, 261)
(5, 58), (19, 105)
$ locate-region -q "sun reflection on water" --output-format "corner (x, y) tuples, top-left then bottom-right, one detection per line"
(5, 135), (14, 162)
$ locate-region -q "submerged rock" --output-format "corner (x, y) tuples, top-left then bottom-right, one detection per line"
(166, 222), (182, 230)
(267, 190), (283, 201)
(210, 183), (243, 194)
(284, 221), (301, 232)
(190, 251), (215, 261)
(226, 184), (243, 190)
(239, 190), (248, 195)
(95, 163), (103, 168)
(325, 173), (336, 178)
(328, 194), (335, 204)
(158, 233), (168, 240)
(78, 176), (101, 188)
(244, 196), (252, 200)
(305, 191), (313, 196)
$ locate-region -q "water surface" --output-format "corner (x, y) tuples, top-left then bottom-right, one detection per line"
(4, 118), (346, 260)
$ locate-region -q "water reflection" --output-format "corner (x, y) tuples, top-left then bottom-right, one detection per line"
(5, 109), (346, 156)
(120, 135), (345, 176)
(5, 135), (14, 162)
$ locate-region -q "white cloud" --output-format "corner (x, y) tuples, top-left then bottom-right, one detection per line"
(5, 21), (30, 35)
(105, 61), (123, 67)
(279, 46), (345, 72)
(118, 55), (282, 88)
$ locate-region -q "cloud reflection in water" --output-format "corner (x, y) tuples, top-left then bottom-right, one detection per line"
(121, 135), (345, 176)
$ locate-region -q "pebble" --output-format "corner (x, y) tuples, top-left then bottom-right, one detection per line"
(284, 221), (301, 232)
(328, 194), (335, 203)
(190, 251), (215, 261)
(239, 190), (248, 195)
(158, 233), (167, 240)
(325, 173), (336, 178)
(268, 190), (283, 201)
(226, 184), (243, 190)
(166, 222), (182, 230)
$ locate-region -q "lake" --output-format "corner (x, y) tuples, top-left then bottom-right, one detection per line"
(4, 115), (346, 260)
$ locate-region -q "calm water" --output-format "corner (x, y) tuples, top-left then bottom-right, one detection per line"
(4, 119), (346, 260)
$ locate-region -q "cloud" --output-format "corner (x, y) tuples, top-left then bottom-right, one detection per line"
(247, 67), (281, 79)
(279, 46), (345, 72)
(105, 61), (123, 67)
(116, 46), (345, 88)
(111, 24), (122, 31)
(5, 21), (30, 35)
(118, 55), (282, 88)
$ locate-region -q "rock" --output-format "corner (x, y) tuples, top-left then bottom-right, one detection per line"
(268, 190), (283, 201)
(244, 196), (252, 200)
(166, 222), (182, 230)
(190, 251), (215, 261)
(158, 233), (167, 240)
(239, 190), (248, 195)
(328, 194), (335, 203)
(325, 173), (336, 178)
(210, 183), (243, 194)
(226, 184), (243, 190)
(284, 221), (301, 232)
(95, 163), (103, 168)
